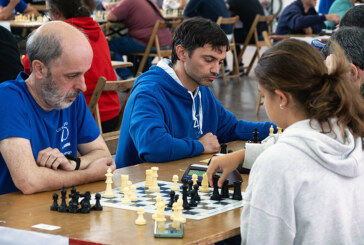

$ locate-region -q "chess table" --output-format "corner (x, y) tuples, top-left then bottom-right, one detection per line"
(0, 141), (247, 245)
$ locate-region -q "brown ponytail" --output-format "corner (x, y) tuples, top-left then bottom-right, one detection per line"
(255, 39), (364, 142)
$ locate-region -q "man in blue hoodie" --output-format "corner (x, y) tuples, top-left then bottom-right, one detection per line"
(115, 17), (275, 168)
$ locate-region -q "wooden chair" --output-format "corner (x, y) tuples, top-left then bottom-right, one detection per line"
(216, 16), (240, 86)
(88, 76), (136, 154)
(237, 14), (275, 76)
(255, 30), (272, 115)
(131, 19), (181, 76)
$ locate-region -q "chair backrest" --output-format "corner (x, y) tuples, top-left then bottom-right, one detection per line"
(133, 19), (181, 76)
(216, 15), (239, 44)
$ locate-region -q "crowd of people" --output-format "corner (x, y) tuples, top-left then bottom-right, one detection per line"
(0, 0), (363, 244)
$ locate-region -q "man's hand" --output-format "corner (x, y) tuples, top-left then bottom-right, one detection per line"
(85, 157), (116, 181)
(206, 150), (245, 187)
(325, 13), (340, 24)
(198, 132), (220, 154)
(37, 147), (75, 171)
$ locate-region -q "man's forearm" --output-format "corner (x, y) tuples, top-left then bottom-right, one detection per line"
(0, 2), (18, 20)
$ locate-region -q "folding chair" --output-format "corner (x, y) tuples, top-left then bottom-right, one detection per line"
(131, 19), (181, 76)
(88, 76), (136, 154)
(237, 14), (275, 76)
(255, 30), (273, 115)
(216, 16), (240, 86)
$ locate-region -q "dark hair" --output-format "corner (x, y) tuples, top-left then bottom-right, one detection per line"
(322, 26), (364, 70)
(47, 0), (96, 19)
(171, 17), (229, 64)
(340, 5), (364, 28)
(255, 39), (364, 140)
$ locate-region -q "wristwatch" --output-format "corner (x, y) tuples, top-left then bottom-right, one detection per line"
(65, 155), (81, 170)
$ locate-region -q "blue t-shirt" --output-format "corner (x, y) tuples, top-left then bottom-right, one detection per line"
(0, 0), (28, 13)
(0, 72), (100, 195)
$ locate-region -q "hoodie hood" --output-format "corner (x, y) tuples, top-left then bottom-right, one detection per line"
(279, 119), (364, 178)
(65, 17), (100, 41)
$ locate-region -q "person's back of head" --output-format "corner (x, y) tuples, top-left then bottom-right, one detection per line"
(340, 5), (364, 28)
(255, 39), (364, 140)
(322, 26), (364, 71)
(47, 0), (96, 19)
(171, 17), (229, 64)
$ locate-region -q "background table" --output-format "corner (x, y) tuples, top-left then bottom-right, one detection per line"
(0, 141), (247, 245)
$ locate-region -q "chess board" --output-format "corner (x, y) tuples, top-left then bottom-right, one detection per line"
(91, 181), (244, 220)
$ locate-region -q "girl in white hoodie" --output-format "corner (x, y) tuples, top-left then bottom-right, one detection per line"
(207, 39), (364, 244)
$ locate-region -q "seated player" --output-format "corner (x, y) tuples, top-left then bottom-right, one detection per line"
(0, 0), (39, 20)
(208, 39), (364, 243)
(275, 0), (340, 35)
(325, 0), (355, 29)
(22, 0), (120, 133)
(115, 17), (275, 168)
(0, 21), (116, 195)
(0, 25), (23, 83)
(339, 4), (364, 28)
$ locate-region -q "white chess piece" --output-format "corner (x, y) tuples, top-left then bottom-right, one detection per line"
(121, 187), (131, 204)
(130, 185), (138, 202)
(135, 207), (146, 225)
(200, 173), (209, 192)
(152, 193), (162, 220)
(149, 167), (160, 191)
(120, 175), (129, 194)
(145, 169), (152, 189)
(269, 125), (274, 135)
(103, 168), (115, 198)
(192, 174), (198, 185)
(171, 175), (179, 191)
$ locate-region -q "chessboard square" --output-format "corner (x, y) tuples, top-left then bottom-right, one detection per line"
(183, 210), (199, 215)
(135, 203), (147, 207)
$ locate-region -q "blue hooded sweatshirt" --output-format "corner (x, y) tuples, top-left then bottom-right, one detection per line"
(115, 59), (274, 168)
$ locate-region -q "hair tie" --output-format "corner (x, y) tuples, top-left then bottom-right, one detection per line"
(322, 73), (328, 84)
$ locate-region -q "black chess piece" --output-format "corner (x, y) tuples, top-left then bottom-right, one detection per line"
(92, 193), (103, 211)
(253, 128), (259, 143)
(188, 179), (193, 196)
(168, 191), (175, 208)
(193, 184), (200, 202)
(79, 191), (91, 213)
(174, 194), (179, 203)
(58, 186), (68, 212)
(50, 193), (59, 211)
(210, 175), (222, 201)
(232, 181), (243, 200)
(221, 179), (230, 198)
(189, 189), (198, 207)
(228, 150), (233, 154)
(71, 185), (76, 194)
(68, 191), (80, 213)
(220, 143), (227, 154)
(182, 184), (190, 210)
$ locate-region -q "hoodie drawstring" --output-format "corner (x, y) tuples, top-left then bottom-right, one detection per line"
(189, 90), (203, 136)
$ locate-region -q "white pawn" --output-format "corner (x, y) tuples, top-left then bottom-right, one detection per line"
(130, 185), (138, 202)
(152, 193), (162, 220)
(192, 174), (198, 185)
(200, 173), (209, 192)
(149, 167), (160, 191)
(103, 168), (115, 198)
(176, 196), (186, 223)
(135, 207), (146, 225)
(170, 202), (178, 221)
(277, 127), (282, 134)
(120, 175), (129, 193)
(121, 187), (131, 204)
(171, 175), (179, 191)
(145, 169), (152, 189)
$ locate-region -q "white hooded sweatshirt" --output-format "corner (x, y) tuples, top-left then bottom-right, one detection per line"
(241, 119), (364, 245)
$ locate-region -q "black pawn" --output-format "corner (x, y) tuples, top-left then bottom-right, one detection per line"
(168, 191), (175, 208)
(188, 179), (193, 196)
(193, 184), (200, 202)
(220, 143), (227, 154)
(50, 193), (59, 211)
(92, 193), (103, 211)
(79, 191), (91, 213)
(253, 128), (259, 143)
(221, 180), (230, 198)
(182, 185), (190, 210)
(58, 186), (68, 212)
(189, 190), (197, 207)
(232, 181), (243, 200)
(228, 150), (233, 154)
(210, 175), (222, 201)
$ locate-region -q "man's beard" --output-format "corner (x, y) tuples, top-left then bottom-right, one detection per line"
(41, 71), (80, 110)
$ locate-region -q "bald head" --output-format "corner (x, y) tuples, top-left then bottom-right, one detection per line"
(27, 21), (92, 69)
